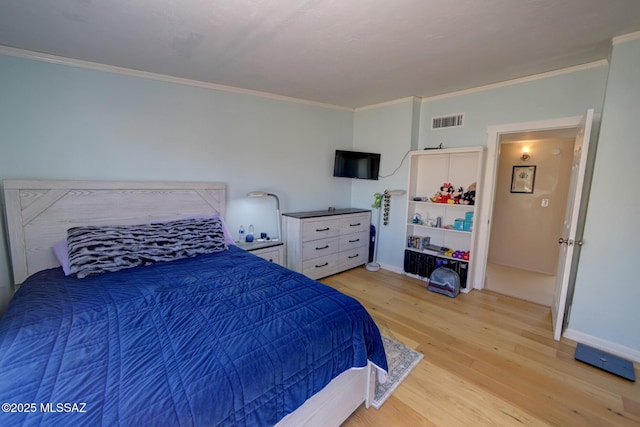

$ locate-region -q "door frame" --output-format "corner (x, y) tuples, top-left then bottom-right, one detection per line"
(474, 115), (584, 296)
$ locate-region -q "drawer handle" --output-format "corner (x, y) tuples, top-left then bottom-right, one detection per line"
(350, 223), (361, 227)
(348, 254), (359, 259)
(315, 262), (329, 268)
(348, 238), (360, 243)
(316, 245), (330, 250)
(316, 227), (330, 232)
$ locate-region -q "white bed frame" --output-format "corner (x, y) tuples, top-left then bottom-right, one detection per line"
(2, 179), (375, 427)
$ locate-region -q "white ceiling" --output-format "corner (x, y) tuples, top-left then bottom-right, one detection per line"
(1, 0), (639, 109)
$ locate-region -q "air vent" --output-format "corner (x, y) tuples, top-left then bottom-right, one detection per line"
(432, 113), (464, 129)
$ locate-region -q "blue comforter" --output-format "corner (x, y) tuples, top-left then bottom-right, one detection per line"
(0, 246), (387, 426)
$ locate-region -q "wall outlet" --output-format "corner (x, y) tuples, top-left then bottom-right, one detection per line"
(541, 198), (549, 207)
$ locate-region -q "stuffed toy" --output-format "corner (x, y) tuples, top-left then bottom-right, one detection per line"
(437, 182), (453, 203)
(371, 192), (383, 209)
(461, 182), (476, 205)
(451, 186), (464, 204)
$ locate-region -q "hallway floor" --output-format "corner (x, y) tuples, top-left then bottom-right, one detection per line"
(485, 262), (555, 306)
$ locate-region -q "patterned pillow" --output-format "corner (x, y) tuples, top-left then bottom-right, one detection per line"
(67, 217), (228, 278)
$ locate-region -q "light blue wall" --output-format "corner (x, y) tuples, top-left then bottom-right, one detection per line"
(569, 37), (640, 351)
(419, 65), (609, 150)
(0, 54), (354, 305)
(352, 99), (420, 270)
(350, 67), (609, 273)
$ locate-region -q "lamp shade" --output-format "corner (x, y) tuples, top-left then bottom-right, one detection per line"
(246, 191), (281, 241)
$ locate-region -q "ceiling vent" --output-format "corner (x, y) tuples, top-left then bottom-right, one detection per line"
(432, 113), (464, 129)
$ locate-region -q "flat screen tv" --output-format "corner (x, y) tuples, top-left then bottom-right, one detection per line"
(333, 150), (380, 180)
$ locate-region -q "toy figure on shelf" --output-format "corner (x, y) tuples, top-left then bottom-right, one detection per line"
(451, 186), (464, 204)
(439, 183), (452, 203)
(460, 182), (477, 205)
(432, 182), (454, 203)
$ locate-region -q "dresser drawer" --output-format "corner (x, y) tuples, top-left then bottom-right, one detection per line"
(338, 246), (368, 269)
(251, 247), (283, 266)
(302, 236), (340, 261)
(302, 219), (341, 241)
(340, 214), (370, 234)
(302, 253), (339, 278)
(339, 230), (368, 251)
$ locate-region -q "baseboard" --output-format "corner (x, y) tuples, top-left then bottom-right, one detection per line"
(564, 328), (640, 364)
(378, 262), (404, 275)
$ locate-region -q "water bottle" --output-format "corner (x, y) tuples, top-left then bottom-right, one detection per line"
(238, 225), (245, 242)
(246, 224), (254, 242)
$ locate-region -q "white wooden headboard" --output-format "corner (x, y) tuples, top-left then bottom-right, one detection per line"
(2, 180), (226, 284)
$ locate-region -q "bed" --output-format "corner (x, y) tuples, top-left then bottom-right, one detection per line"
(0, 180), (387, 426)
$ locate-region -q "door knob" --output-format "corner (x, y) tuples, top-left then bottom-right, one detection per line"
(558, 237), (568, 245)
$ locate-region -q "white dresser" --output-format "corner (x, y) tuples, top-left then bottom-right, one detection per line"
(282, 208), (371, 280)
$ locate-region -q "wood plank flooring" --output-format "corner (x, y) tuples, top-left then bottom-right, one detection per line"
(320, 267), (640, 426)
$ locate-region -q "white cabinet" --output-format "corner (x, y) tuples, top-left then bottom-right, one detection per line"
(283, 209), (371, 280)
(404, 147), (484, 292)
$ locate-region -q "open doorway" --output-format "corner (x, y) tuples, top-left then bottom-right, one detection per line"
(484, 132), (575, 306)
(474, 110), (595, 340)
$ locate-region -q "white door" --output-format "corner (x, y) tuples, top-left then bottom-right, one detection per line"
(551, 109), (594, 341)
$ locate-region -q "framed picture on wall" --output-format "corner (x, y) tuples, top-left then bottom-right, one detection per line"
(511, 165), (536, 193)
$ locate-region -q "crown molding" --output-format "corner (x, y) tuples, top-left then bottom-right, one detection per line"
(353, 60), (608, 110)
(421, 60), (609, 103)
(0, 45), (353, 112)
(354, 96), (422, 112)
(612, 31), (640, 45)
(0, 44), (617, 113)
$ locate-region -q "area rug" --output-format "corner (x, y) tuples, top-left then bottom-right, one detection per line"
(372, 336), (424, 409)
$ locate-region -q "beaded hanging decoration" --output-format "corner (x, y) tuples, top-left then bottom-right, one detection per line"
(383, 191), (391, 225)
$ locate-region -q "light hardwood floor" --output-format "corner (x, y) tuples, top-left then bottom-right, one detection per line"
(320, 267), (639, 427)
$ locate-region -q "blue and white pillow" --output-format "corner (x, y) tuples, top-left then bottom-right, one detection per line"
(66, 217), (228, 278)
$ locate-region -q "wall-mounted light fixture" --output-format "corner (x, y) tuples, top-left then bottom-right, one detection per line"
(521, 147), (531, 161)
(247, 191), (281, 241)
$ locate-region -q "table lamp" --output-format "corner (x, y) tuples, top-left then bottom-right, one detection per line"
(247, 191), (281, 241)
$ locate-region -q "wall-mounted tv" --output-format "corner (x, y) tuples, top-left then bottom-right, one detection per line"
(333, 150), (381, 180)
